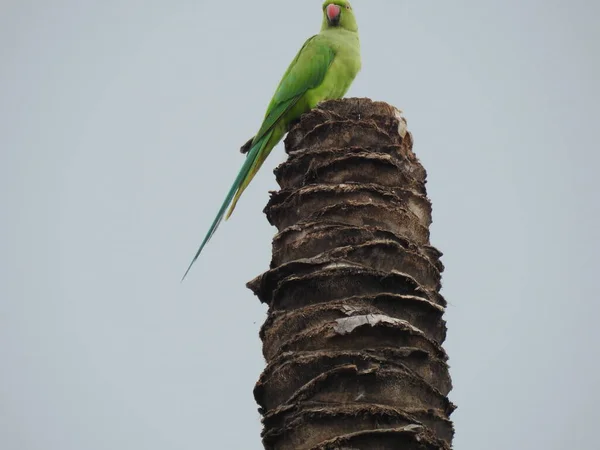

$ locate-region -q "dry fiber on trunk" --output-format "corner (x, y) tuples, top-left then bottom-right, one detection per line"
(248, 98), (454, 450)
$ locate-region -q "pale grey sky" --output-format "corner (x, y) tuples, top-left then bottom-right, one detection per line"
(1, 1), (599, 449)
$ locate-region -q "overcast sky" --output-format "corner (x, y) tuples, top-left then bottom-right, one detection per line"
(1, 1), (599, 449)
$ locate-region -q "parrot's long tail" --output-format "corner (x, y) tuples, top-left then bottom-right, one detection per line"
(181, 132), (273, 281)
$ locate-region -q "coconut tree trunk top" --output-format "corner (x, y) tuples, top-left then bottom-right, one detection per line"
(248, 98), (454, 450)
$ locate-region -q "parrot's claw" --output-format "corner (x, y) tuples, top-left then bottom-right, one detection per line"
(240, 137), (254, 154)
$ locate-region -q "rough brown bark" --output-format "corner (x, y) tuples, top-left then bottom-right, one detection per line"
(248, 98), (454, 450)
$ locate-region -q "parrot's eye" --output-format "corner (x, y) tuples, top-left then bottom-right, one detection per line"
(346, 5), (351, 9)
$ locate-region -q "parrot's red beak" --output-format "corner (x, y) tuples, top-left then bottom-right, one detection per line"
(326, 4), (341, 25)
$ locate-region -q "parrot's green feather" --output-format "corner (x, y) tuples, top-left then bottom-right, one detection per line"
(181, 130), (274, 281)
(254, 37), (335, 143)
(183, 1), (361, 279)
(225, 39), (336, 218)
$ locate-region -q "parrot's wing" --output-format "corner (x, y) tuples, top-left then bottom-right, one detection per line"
(253, 35), (335, 145)
(182, 36), (335, 280)
(225, 36), (336, 214)
(240, 37), (334, 154)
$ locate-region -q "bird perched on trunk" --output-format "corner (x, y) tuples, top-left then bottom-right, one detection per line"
(183, 0), (361, 279)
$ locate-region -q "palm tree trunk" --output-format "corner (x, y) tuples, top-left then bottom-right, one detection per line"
(248, 98), (454, 450)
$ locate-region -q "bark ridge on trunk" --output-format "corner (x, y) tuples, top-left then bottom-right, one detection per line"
(248, 98), (454, 450)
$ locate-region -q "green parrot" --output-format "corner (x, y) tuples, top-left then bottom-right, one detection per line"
(183, 0), (361, 279)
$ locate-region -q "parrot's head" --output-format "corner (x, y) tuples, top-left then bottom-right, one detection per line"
(322, 0), (358, 32)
